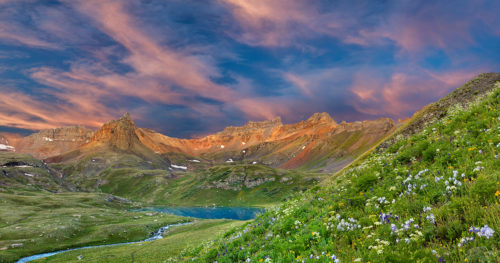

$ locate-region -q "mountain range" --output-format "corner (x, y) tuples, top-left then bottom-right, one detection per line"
(1, 73), (499, 263)
(1, 112), (396, 172)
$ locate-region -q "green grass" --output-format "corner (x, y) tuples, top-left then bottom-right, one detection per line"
(34, 219), (246, 263)
(181, 83), (500, 262)
(73, 164), (328, 207)
(0, 153), (65, 193)
(0, 191), (190, 263)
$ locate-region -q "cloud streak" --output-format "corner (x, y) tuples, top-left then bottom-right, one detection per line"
(0, 0), (497, 137)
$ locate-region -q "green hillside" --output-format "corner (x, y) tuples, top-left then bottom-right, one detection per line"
(181, 81), (500, 262)
(59, 161), (327, 207)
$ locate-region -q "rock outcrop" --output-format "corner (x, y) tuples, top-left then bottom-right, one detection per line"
(12, 126), (93, 158)
(90, 113), (140, 151)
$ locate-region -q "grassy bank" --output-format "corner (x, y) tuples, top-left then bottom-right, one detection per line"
(0, 191), (190, 263)
(34, 219), (246, 263)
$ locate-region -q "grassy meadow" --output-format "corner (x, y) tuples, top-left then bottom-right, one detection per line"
(180, 83), (500, 262)
(0, 191), (190, 263)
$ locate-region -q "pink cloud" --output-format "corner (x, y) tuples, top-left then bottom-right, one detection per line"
(69, 0), (236, 102)
(0, 24), (58, 49)
(284, 73), (312, 97)
(0, 0), (299, 131)
(349, 69), (483, 117)
(219, 0), (321, 47)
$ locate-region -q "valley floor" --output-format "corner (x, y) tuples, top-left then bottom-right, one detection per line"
(0, 191), (191, 263)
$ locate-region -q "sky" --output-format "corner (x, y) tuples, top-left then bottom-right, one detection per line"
(0, 0), (499, 138)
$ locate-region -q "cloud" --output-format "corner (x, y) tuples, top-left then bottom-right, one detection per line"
(0, 24), (59, 49)
(218, 0), (319, 47)
(284, 73), (312, 97)
(0, 88), (114, 130)
(0, 0), (497, 137)
(219, 0), (500, 53)
(0, 0), (292, 133)
(349, 68), (483, 117)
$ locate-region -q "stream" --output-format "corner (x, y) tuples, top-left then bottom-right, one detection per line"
(15, 206), (263, 262)
(16, 222), (192, 263)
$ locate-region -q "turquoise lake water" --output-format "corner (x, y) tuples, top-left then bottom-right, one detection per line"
(138, 206), (264, 220)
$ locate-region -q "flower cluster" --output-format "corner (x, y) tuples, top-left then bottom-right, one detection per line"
(379, 212), (399, 224)
(444, 170), (464, 193)
(368, 239), (390, 254)
(335, 217), (361, 232)
(469, 225), (495, 239)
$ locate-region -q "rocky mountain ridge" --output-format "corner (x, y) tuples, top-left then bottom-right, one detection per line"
(9, 112), (397, 171)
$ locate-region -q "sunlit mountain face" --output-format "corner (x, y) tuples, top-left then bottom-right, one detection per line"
(0, 0), (499, 137)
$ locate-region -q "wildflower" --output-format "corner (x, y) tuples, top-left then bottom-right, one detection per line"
(423, 206), (432, 213)
(495, 190), (500, 197)
(473, 166), (484, 172)
(469, 226), (480, 233)
(426, 214), (435, 224)
(390, 224), (398, 233)
(478, 225), (495, 239)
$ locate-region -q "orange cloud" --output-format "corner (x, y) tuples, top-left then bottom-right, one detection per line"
(70, 0), (236, 102)
(235, 98), (292, 120)
(0, 0), (294, 132)
(0, 89), (114, 130)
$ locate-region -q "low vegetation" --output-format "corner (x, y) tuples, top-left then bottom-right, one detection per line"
(0, 191), (190, 262)
(35, 220), (246, 263)
(180, 82), (500, 262)
(60, 163), (327, 207)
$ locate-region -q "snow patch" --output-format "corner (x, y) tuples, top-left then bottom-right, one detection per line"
(252, 161), (257, 164)
(43, 137), (53, 142)
(189, 160), (200, 163)
(171, 164), (187, 170)
(301, 146), (306, 150)
(226, 159), (234, 163)
(24, 173), (36, 177)
(241, 142), (246, 145)
(220, 145), (225, 149)
(242, 150), (246, 153)
(16, 165), (31, 168)
(0, 144), (14, 150)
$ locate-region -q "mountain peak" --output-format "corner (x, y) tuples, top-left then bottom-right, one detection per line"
(305, 112), (336, 124)
(90, 113), (139, 151)
(116, 112), (134, 125)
